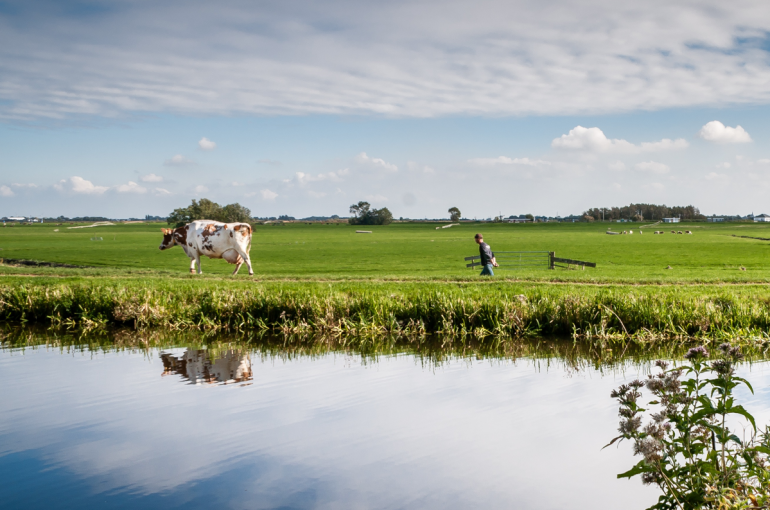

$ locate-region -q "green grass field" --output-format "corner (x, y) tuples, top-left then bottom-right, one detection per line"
(1, 220), (770, 282)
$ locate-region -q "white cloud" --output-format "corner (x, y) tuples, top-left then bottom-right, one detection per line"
(198, 137), (216, 150)
(295, 171), (344, 185)
(635, 161), (671, 174)
(154, 188), (172, 195)
(54, 176), (108, 195)
(552, 126), (688, 154)
(260, 189), (278, 201)
(355, 153), (397, 172)
(467, 157), (550, 166)
(716, 162), (732, 169)
(0, 185), (14, 197)
(698, 121), (752, 144)
(140, 173), (163, 182)
(194, 185), (208, 193)
(115, 181), (147, 194)
(705, 172), (728, 181)
(758, 159), (770, 165)
(11, 183), (38, 188)
(365, 194), (388, 203)
(164, 155), (194, 166)
(608, 161), (626, 171)
(406, 162), (436, 173)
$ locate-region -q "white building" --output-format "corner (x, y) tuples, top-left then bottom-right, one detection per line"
(663, 217), (680, 223)
(754, 214), (770, 222)
(707, 218), (724, 222)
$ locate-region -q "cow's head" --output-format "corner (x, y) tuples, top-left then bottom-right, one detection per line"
(159, 228), (177, 250)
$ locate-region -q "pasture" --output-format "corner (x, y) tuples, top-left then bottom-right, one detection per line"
(1, 220), (770, 282)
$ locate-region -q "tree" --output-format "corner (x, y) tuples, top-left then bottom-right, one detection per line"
(168, 199), (251, 227)
(448, 207), (461, 221)
(348, 201), (393, 225)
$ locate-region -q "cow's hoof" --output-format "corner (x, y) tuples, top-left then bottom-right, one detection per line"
(249, 272), (254, 276)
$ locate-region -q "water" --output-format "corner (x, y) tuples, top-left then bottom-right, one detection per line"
(2, 334), (769, 509)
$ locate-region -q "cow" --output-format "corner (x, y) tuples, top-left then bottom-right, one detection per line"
(159, 220), (253, 275)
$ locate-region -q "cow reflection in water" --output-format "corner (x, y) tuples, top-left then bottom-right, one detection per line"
(160, 349), (252, 385)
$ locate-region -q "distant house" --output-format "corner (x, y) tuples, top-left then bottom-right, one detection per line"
(754, 214), (770, 222)
(505, 218), (531, 223)
(707, 217), (724, 222)
(663, 217), (680, 223)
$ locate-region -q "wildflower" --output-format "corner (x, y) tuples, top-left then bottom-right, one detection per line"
(654, 360), (669, 370)
(711, 359), (733, 376)
(634, 436), (663, 462)
(719, 342), (731, 353)
(620, 415), (642, 435)
(684, 346), (709, 360)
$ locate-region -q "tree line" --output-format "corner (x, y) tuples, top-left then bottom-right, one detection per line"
(167, 199), (252, 227)
(582, 204), (704, 222)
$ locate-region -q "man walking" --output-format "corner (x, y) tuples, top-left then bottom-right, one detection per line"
(474, 233), (498, 276)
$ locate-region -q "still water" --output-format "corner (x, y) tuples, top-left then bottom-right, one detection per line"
(3, 335), (770, 509)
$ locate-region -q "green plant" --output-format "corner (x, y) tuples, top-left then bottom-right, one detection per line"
(608, 344), (770, 509)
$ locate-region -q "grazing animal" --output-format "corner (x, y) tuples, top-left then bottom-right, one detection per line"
(159, 220), (253, 275)
(685, 230), (692, 234)
(677, 231), (683, 234)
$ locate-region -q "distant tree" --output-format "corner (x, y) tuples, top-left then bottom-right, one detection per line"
(583, 215), (595, 222)
(168, 198), (251, 227)
(525, 214), (534, 221)
(349, 201), (393, 225)
(448, 207), (461, 221)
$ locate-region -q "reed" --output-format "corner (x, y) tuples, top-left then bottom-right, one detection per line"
(2, 280), (770, 343)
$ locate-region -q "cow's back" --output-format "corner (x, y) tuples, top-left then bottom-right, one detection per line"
(189, 220), (251, 258)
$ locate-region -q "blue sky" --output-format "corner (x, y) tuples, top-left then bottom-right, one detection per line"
(1, 0), (770, 218)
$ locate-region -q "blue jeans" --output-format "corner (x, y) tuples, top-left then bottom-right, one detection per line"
(480, 264), (494, 276)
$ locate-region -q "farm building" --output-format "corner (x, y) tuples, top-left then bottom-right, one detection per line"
(663, 217), (680, 223)
(754, 214), (770, 222)
(707, 217), (724, 222)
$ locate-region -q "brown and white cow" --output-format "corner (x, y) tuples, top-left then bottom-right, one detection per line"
(159, 220), (253, 275)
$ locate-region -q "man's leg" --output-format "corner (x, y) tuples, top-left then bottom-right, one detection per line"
(480, 264), (494, 276)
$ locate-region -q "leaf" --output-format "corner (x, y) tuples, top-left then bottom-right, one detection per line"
(733, 376), (755, 394)
(729, 405), (757, 431)
(617, 462), (649, 479)
(603, 435), (624, 450)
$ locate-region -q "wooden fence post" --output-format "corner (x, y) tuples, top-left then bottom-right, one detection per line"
(549, 252), (554, 270)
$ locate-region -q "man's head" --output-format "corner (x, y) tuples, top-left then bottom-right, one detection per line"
(474, 233), (483, 245)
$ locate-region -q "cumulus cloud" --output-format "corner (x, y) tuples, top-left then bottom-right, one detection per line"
(635, 161), (671, 174)
(194, 185), (208, 193)
(0, 185), (14, 197)
(154, 188), (172, 195)
(698, 121), (752, 143)
(552, 126), (688, 153)
(54, 176), (108, 194)
(355, 153), (397, 172)
(467, 157), (550, 166)
(164, 155), (194, 166)
(115, 181), (147, 193)
(11, 183), (38, 188)
(140, 173), (163, 182)
(260, 189), (278, 201)
(294, 171), (344, 185)
(198, 137), (216, 150)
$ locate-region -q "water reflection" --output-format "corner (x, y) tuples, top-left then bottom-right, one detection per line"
(2, 328), (770, 510)
(161, 349), (252, 385)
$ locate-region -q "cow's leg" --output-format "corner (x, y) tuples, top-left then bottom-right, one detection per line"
(194, 252), (203, 274)
(233, 245), (253, 275)
(188, 255), (196, 274)
(232, 261), (243, 276)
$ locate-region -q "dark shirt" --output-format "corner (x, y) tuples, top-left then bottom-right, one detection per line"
(479, 242), (494, 266)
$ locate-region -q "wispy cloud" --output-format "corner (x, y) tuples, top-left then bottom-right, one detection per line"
(355, 152), (397, 172)
(164, 155), (194, 166)
(260, 189), (278, 201)
(115, 181), (147, 194)
(468, 156), (550, 166)
(140, 173), (164, 182)
(4, 1), (770, 121)
(0, 185), (14, 197)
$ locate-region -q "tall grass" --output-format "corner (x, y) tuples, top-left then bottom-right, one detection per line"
(2, 280), (770, 343)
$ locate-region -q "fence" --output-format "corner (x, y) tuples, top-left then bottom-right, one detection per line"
(464, 251), (596, 270)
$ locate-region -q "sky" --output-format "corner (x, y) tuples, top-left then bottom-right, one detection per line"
(1, 0), (770, 219)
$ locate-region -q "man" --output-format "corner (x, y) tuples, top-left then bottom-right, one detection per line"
(474, 233), (498, 276)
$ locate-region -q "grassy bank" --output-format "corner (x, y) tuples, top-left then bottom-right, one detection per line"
(3, 278), (770, 342)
